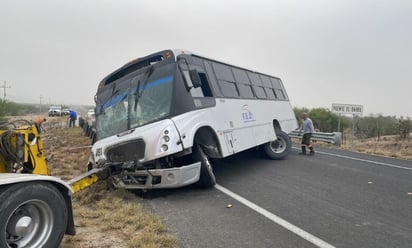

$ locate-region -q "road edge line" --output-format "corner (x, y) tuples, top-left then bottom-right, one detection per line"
(292, 147), (412, 171)
(215, 184), (336, 248)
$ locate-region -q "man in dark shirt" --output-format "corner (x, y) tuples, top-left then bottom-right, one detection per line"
(69, 110), (77, 128)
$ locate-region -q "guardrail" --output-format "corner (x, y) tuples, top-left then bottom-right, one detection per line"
(79, 117), (97, 144)
(289, 131), (342, 146)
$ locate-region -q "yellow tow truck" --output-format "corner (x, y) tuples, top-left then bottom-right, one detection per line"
(0, 120), (117, 248)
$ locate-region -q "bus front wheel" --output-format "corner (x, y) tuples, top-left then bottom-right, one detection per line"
(263, 131), (291, 160)
(193, 144), (216, 188)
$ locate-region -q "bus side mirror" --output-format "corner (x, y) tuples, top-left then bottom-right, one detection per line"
(189, 69), (202, 88)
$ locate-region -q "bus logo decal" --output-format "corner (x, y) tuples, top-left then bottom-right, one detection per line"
(242, 105), (255, 123)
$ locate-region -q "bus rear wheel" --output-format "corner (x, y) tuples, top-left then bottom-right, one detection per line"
(263, 131), (291, 160)
(193, 144), (216, 188)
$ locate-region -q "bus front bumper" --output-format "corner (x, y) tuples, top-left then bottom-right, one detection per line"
(114, 162), (201, 189)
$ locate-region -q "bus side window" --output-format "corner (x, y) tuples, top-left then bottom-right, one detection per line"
(198, 72), (213, 97)
(187, 70), (212, 98)
(248, 72), (267, 99)
(203, 61), (222, 97)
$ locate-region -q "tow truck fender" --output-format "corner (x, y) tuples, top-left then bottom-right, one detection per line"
(0, 173), (76, 235)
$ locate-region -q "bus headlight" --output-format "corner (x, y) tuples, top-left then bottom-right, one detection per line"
(161, 144), (169, 152)
(157, 128), (172, 154)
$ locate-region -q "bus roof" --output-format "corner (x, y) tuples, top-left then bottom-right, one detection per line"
(98, 49), (281, 89)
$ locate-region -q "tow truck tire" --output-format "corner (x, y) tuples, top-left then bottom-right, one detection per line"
(263, 131), (292, 160)
(0, 182), (68, 248)
(193, 144), (216, 188)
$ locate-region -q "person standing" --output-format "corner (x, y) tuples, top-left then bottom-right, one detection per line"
(299, 112), (315, 155)
(69, 110), (77, 128)
(34, 117), (47, 133)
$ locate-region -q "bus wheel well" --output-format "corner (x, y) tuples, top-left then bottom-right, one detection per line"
(194, 127), (222, 158)
(272, 120), (282, 134)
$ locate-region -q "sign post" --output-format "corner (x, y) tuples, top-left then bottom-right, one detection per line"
(331, 103), (364, 144)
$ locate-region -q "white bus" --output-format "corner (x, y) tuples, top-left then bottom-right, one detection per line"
(90, 50), (298, 189)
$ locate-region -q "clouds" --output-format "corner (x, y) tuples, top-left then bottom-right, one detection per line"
(0, 0), (411, 116)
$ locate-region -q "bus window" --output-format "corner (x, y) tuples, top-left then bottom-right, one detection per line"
(182, 70), (204, 97)
(275, 89), (286, 100)
(247, 72), (263, 86)
(203, 61), (222, 97)
(178, 56), (213, 98)
(238, 84), (254, 98)
(264, 87), (276, 99)
(220, 81), (239, 97)
(213, 63), (235, 82)
(198, 72), (213, 97)
(233, 68), (250, 84)
(270, 77), (282, 89)
(253, 85), (267, 99)
(260, 75), (272, 88)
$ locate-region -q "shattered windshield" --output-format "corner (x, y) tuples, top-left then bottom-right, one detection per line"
(128, 75), (173, 129)
(96, 65), (174, 139)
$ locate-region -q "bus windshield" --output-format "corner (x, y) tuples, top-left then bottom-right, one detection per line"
(96, 64), (174, 139)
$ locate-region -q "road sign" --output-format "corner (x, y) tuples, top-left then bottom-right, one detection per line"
(331, 103), (363, 116)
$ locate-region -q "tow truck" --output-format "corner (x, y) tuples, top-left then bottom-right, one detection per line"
(0, 120), (119, 248)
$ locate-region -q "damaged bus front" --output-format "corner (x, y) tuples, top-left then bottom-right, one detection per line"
(90, 50), (202, 189)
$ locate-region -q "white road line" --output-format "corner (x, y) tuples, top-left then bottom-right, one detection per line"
(292, 147), (412, 171)
(214, 184), (336, 248)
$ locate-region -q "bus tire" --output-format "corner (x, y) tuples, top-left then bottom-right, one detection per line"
(263, 131), (291, 160)
(193, 144), (216, 188)
(0, 182), (68, 248)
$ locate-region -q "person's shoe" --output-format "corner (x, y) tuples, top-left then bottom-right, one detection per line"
(298, 152), (306, 155)
(308, 151), (315, 156)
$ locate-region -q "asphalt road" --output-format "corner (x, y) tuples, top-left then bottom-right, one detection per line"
(141, 145), (412, 248)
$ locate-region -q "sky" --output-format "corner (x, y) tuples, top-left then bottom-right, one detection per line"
(0, 0), (411, 117)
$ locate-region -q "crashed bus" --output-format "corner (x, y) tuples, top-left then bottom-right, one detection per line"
(89, 49), (298, 189)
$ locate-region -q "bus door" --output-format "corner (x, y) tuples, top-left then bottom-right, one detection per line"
(223, 131), (236, 154)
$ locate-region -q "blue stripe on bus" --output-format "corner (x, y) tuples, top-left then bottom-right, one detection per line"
(141, 75), (173, 91)
(102, 75), (173, 110)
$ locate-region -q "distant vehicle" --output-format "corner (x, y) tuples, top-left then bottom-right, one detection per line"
(86, 109), (95, 118)
(48, 105), (62, 117)
(61, 107), (71, 116)
(86, 109), (95, 127)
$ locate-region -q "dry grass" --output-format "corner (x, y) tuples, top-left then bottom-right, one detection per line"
(340, 135), (412, 160)
(41, 120), (176, 248)
(293, 133), (412, 160)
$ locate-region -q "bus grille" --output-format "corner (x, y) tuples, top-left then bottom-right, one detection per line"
(106, 139), (145, 162)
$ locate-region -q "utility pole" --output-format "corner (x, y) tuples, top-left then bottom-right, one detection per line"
(1, 81), (11, 102)
(40, 95), (43, 113)
(1, 81), (11, 116)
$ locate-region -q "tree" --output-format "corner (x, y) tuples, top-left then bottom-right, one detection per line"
(0, 100), (40, 117)
(293, 107), (348, 133)
(395, 117), (411, 141)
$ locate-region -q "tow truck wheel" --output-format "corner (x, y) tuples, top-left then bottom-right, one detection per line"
(263, 131), (292, 160)
(193, 143), (216, 188)
(0, 182), (68, 248)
